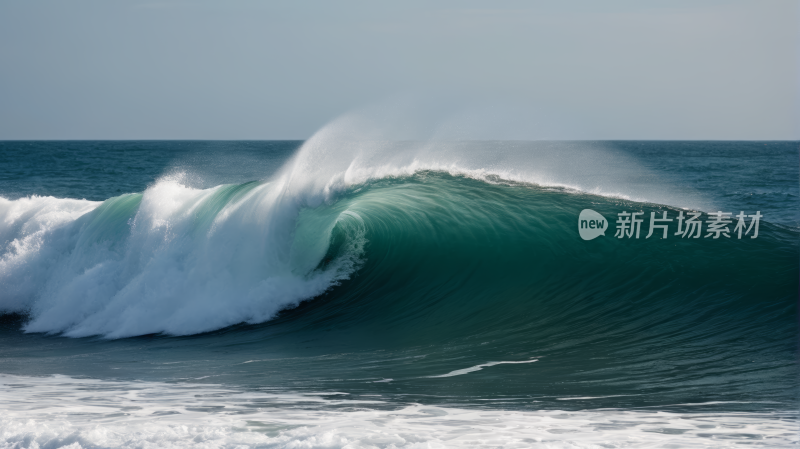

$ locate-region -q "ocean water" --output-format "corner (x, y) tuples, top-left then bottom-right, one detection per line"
(0, 139), (797, 448)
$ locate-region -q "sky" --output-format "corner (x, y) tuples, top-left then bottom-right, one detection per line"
(0, 0), (797, 140)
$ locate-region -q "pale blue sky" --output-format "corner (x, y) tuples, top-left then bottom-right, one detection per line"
(0, 1), (797, 139)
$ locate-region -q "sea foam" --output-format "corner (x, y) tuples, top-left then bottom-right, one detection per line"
(1, 374), (796, 449)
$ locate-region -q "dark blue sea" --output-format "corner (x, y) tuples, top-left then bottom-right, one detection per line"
(0, 140), (797, 447)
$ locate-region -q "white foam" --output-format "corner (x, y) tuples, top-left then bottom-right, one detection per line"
(426, 358), (539, 378)
(0, 173), (366, 337)
(557, 395), (640, 401)
(1, 374), (796, 449)
(0, 195), (100, 311)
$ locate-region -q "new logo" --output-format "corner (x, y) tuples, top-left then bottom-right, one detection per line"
(579, 209), (607, 240)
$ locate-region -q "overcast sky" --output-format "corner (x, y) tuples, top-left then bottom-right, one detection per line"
(0, 0), (797, 140)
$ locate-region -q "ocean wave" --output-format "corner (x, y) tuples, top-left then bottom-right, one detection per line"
(0, 167), (796, 341)
(0, 132), (796, 342)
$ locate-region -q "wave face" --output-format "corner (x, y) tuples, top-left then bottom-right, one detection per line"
(0, 140), (797, 415)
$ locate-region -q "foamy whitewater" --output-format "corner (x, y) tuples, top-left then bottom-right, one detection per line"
(2, 375), (797, 448)
(0, 178), (365, 337)
(0, 134), (797, 448)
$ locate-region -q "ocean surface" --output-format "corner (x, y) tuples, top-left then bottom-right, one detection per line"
(0, 139), (797, 448)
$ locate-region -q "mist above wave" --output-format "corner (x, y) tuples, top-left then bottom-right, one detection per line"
(278, 109), (710, 211)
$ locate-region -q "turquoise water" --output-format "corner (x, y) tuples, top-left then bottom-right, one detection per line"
(0, 140), (797, 447)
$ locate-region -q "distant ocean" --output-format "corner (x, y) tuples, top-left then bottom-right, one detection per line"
(0, 140), (797, 448)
